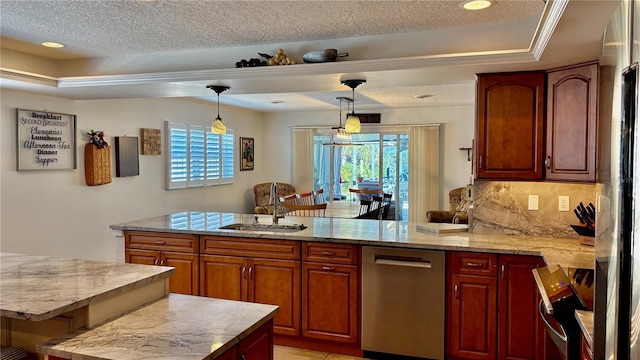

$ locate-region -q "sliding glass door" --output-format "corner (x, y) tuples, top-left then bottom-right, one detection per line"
(312, 132), (408, 220)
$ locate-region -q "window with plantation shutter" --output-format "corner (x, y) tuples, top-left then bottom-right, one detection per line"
(165, 121), (235, 190)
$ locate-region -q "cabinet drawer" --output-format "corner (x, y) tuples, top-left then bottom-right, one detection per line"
(303, 242), (358, 265)
(449, 252), (497, 276)
(125, 231), (198, 253)
(201, 236), (300, 260)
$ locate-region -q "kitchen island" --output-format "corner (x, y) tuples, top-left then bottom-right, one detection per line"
(111, 211), (595, 359)
(0, 252), (278, 360)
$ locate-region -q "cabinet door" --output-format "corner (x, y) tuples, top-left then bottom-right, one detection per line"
(249, 258), (300, 336)
(126, 248), (160, 265)
(161, 251), (199, 295)
(498, 255), (546, 360)
(546, 62), (598, 182)
(301, 263), (358, 343)
(217, 345), (238, 360)
(448, 274), (498, 360)
(476, 72), (545, 180)
(237, 319), (273, 360)
(200, 255), (248, 301)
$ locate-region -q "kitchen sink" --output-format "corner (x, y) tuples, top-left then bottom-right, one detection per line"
(219, 223), (307, 232)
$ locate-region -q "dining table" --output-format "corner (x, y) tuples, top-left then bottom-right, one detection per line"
(324, 200), (362, 218)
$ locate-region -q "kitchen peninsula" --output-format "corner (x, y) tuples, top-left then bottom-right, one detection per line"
(111, 211), (595, 359)
(0, 252), (278, 360)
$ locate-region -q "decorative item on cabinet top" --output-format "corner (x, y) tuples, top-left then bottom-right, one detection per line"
(84, 129), (111, 186)
(140, 128), (161, 155)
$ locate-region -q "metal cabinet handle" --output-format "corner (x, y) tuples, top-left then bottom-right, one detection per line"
(501, 265), (505, 279)
(155, 240), (165, 244)
(241, 355), (246, 360)
(479, 156), (483, 169)
(322, 251), (336, 256)
(322, 266), (336, 272)
(160, 259), (165, 266)
(248, 266), (253, 279)
(545, 156), (551, 169)
(466, 262), (484, 268)
(241, 266), (246, 279)
(153, 259), (158, 266)
(454, 284), (459, 299)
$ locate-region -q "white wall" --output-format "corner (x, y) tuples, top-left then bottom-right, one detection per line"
(1, 89), (474, 262)
(1, 90), (263, 261)
(261, 106), (475, 208)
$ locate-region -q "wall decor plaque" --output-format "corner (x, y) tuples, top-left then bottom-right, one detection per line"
(17, 109), (76, 171)
(115, 136), (139, 177)
(141, 128), (161, 155)
(240, 137), (254, 171)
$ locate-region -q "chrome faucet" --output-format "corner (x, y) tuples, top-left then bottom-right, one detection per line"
(270, 182), (284, 224)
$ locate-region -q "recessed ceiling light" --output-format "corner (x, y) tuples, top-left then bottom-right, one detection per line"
(415, 94), (433, 99)
(42, 42), (64, 48)
(462, 0), (492, 10)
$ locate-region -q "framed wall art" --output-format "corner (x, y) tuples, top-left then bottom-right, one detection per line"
(240, 137), (254, 171)
(141, 128), (161, 155)
(17, 109), (77, 171)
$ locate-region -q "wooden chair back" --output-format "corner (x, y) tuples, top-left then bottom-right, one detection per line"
(296, 191), (315, 206)
(312, 188), (325, 204)
(348, 188), (380, 201)
(281, 203), (327, 217)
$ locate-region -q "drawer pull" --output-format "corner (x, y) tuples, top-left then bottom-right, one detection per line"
(322, 266), (336, 272)
(466, 262), (484, 268)
(155, 240), (165, 245)
(321, 251), (336, 256)
(454, 284), (459, 299)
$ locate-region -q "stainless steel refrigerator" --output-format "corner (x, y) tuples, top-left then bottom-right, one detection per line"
(594, 2), (640, 358)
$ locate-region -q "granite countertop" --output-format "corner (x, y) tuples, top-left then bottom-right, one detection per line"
(110, 212), (595, 269)
(0, 252), (174, 321)
(575, 310), (594, 349)
(37, 294), (278, 360)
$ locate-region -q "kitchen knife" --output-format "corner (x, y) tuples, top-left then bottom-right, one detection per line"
(574, 209), (587, 224)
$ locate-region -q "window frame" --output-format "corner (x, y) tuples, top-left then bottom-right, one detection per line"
(165, 121), (234, 190)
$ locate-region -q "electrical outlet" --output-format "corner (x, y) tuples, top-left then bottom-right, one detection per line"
(528, 195), (539, 211)
(559, 196), (570, 211)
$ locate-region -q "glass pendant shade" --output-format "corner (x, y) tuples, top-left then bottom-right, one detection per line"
(344, 115), (361, 133)
(211, 116), (226, 134)
(206, 84), (230, 134)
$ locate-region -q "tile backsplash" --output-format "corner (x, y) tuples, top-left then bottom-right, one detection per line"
(470, 181), (596, 238)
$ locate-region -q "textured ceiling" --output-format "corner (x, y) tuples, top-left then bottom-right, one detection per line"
(0, 0), (619, 112)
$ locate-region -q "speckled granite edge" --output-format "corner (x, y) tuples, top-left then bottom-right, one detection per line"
(575, 310), (594, 349)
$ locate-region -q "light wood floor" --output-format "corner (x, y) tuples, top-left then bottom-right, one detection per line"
(274, 345), (369, 360)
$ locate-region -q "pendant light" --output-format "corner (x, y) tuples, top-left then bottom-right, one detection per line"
(334, 96), (351, 141)
(341, 79), (366, 133)
(207, 85), (230, 134)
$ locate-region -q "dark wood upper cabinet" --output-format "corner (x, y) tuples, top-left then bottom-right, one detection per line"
(476, 72), (546, 180)
(545, 62), (598, 182)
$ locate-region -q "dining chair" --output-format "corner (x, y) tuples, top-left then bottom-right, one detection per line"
(312, 188), (325, 204)
(348, 188), (380, 202)
(281, 203), (327, 217)
(296, 191), (315, 206)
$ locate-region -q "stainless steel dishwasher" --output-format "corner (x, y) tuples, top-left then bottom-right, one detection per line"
(362, 246), (445, 360)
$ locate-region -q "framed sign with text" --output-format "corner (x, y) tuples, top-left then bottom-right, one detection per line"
(17, 109), (77, 171)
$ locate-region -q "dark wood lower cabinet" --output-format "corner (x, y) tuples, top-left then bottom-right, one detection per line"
(447, 252), (546, 360)
(301, 262), (359, 343)
(448, 273), (498, 359)
(498, 255), (546, 360)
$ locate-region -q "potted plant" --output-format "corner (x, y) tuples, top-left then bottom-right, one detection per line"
(356, 173), (364, 183)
